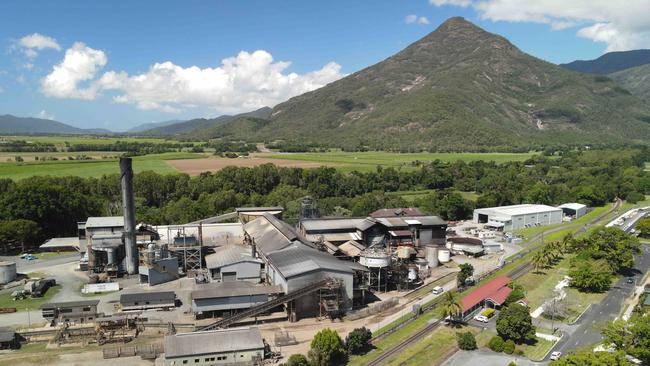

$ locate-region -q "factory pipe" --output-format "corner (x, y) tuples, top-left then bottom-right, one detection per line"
(120, 157), (138, 275)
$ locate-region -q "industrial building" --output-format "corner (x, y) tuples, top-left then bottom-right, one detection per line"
(236, 206), (284, 223)
(204, 245), (263, 282)
(119, 291), (176, 311)
(473, 204), (563, 231)
(0, 261), (17, 285)
(191, 282), (283, 318)
(139, 243), (179, 286)
(40, 299), (101, 325)
(164, 327), (265, 366)
(558, 203), (587, 219)
(0, 327), (18, 349)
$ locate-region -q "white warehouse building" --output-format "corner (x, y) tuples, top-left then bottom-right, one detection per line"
(473, 204), (563, 231)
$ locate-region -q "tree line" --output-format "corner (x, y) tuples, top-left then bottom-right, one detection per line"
(0, 148), (648, 252)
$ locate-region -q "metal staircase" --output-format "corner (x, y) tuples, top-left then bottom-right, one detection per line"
(198, 278), (339, 331)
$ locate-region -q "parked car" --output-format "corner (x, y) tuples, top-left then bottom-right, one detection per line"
(473, 315), (489, 323)
(627, 277), (635, 284)
(22, 254), (37, 261)
(432, 286), (444, 295)
(550, 351), (562, 360)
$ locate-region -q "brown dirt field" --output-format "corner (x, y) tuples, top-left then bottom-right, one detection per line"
(166, 157), (337, 175)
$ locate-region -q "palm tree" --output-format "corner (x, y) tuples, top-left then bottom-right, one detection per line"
(561, 233), (574, 253)
(440, 291), (462, 324)
(531, 251), (548, 273)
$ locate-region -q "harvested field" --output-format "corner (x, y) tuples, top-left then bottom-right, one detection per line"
(166, 157), (338, 175)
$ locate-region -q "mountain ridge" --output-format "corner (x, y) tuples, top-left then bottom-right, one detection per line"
(561, 49), (650, 75)
(0, 114), (112, 135)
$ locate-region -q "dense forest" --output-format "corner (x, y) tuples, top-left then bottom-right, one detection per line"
(0, 148), (648, 252)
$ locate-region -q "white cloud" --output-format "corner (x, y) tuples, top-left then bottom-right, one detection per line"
(42, 45), (345, 113)
(405, 15), (430, 25)
(18, 33), (61, 58)
(37, 110), (55, 120)
(40, 42), (107, 99)
(430, 0), (650, 52)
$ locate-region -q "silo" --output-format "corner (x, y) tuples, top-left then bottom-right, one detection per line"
(0, 261), (17, 285)
(425, 246), (439, 268)
(438, 249), (451, 263)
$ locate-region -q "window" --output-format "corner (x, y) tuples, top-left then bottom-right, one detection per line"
(182, 360), (187, 365)
(82, 307), (91, 311)
(194, 359), (199, 363)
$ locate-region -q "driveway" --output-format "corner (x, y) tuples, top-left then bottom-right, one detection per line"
(442, 349), (548, 366)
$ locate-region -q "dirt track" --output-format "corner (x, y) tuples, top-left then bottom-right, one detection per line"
(166, 157), (334, 175)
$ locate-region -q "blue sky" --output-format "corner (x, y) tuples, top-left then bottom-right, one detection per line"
(0, 0), (646, 131)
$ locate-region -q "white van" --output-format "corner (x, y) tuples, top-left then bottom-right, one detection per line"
(432, 286), (444, 295)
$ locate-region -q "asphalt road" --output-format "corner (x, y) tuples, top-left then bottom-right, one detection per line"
(551, 243), (650, 356)
(0, 253), (79, 273)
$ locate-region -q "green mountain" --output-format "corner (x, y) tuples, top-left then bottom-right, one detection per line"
(610, 63), (650, 102)
(189, 17), (650, 151)
(0, 114), (112, 135)
(561, 50), (650, 75)
(142, 107), (271, 136)
(127, 119), (186, 133)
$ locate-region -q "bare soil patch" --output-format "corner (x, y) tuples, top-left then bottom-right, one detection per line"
(166, 157), (336, 175)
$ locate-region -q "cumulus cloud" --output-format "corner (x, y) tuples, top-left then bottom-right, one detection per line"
(37, 110), (55, 120)
(405, 15), (430, 25)
(18, 33), (61, 58)
(40, 42), (107, 99)
(42, 46), (345, 113)
(430, 0), (650, 52)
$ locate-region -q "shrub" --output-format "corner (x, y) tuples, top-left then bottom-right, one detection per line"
(482, 308), (495, 318)
(456, 331), (477, 350)
(514, 348), (525, 356)
(507, 362), (517, 366)
(345, 327), (373, 355)
(488, 335), (505, 352)
(503, 339), (515, 354)
(281, 354), (309, 366)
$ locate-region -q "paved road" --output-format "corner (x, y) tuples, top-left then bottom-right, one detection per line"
(443, 349), (545, 366)
(551, 243), (650, 356)
(0, 253), (79, 273)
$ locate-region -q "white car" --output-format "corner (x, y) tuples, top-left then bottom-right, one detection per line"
(432, 286), (444, 295)
(473, 315), (489, 323)
(550, 351), (562, 360)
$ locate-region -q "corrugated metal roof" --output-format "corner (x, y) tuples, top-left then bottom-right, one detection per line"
(376, 216), (446, 227)
(300, 218), (376, 232)
(370, 208), (424, 218)
(165, 327), (264, 358)
(85, 216), (124, 228)
(40, 299), (100, 309)
(120, 291), (175, 304)
(236, 206), (284, 213)
(0, 327), (15, 342)
(305, 232), (361, 243)
(40, 237), (80, 250)
(204, 245), (261, 269)
(558, 203), (587, 211)
(191, 282), (283, 300)
(267, 244), (359, 278)
(461, 276), (511, 311)
(474, 204), (562, 217)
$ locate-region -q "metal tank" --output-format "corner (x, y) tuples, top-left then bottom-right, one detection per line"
(438, 249), (451, 263)
(425, 246), (439, 268)
(0, 261), (17, 285)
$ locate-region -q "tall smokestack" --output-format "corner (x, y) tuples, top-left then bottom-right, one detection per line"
(120, 157), (138, 275)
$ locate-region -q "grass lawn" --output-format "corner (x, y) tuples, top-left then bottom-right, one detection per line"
(0, 152), (205, 180)
(0, 285), (61, 311)
(383, 325), (467, 366)
(262, 151), (539, 172)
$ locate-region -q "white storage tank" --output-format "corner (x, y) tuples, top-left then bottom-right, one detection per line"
(359, 249), (391, 268)
(425, 246), (439, 268)
(438, 249), (451, 263)
(408, 266), (418, 281)
(0, 261), (17, 285)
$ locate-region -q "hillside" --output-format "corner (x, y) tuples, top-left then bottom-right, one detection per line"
(561, 49), (650, 74)
(191, 17), (650, 151)
(127, 119), (185, 133)
(143, 107), (271, 136)
(610, 63), (650, 101)
(0, 115), (111, 135)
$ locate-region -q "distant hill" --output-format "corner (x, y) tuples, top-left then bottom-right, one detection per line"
(561, 50), (650, 75)
(610, 63), (650, 101)
(127, 119), (185, 133)
(143, 107), (272, 136)
(0, 114), (111, 135)
(188, 17), (650, 151)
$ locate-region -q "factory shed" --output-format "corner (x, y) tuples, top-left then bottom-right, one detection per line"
(120, 291), (176, 311)
(374, 216), (447, 246)
(204, 245), (262, 282)
(191, 282), (283, 317)
(236, 206), (284, 223)
(473, 204), (563, 231)
(298, 218), (377, 245)
(164, 327), (265, 366)
(40, 237), (80, 252)
(40, 299), (100, 325)
(461, 276), (512, 317)
(558, 203), (587, 219)
(370, 208), (424, 218)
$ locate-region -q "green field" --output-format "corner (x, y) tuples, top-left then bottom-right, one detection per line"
(0, 152), (205, 180)
(1, 135), (185, 147)
(263, 151), (539, 171)
(0, 285), (61, 312)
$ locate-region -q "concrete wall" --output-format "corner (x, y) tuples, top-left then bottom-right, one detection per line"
(165, 349), (263, 366)
(509, 210), (562, 230)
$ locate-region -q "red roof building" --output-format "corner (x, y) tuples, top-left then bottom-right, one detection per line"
(461, 276), (512, 316)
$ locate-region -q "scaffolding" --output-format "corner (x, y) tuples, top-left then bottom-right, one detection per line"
(165, 225), (203, 275)
(318, 280), (344, 319)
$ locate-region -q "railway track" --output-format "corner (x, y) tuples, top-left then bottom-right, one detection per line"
(367, 319), (443, 366)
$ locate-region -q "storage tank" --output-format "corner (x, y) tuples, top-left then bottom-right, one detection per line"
(438, 249), (451, 263)
(425, 246), (439, 268)
(359, 249), (391, 268)
(407, 266), (418, 281)
(396, 246), (412, 259)
(0, 261), (17, 284)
